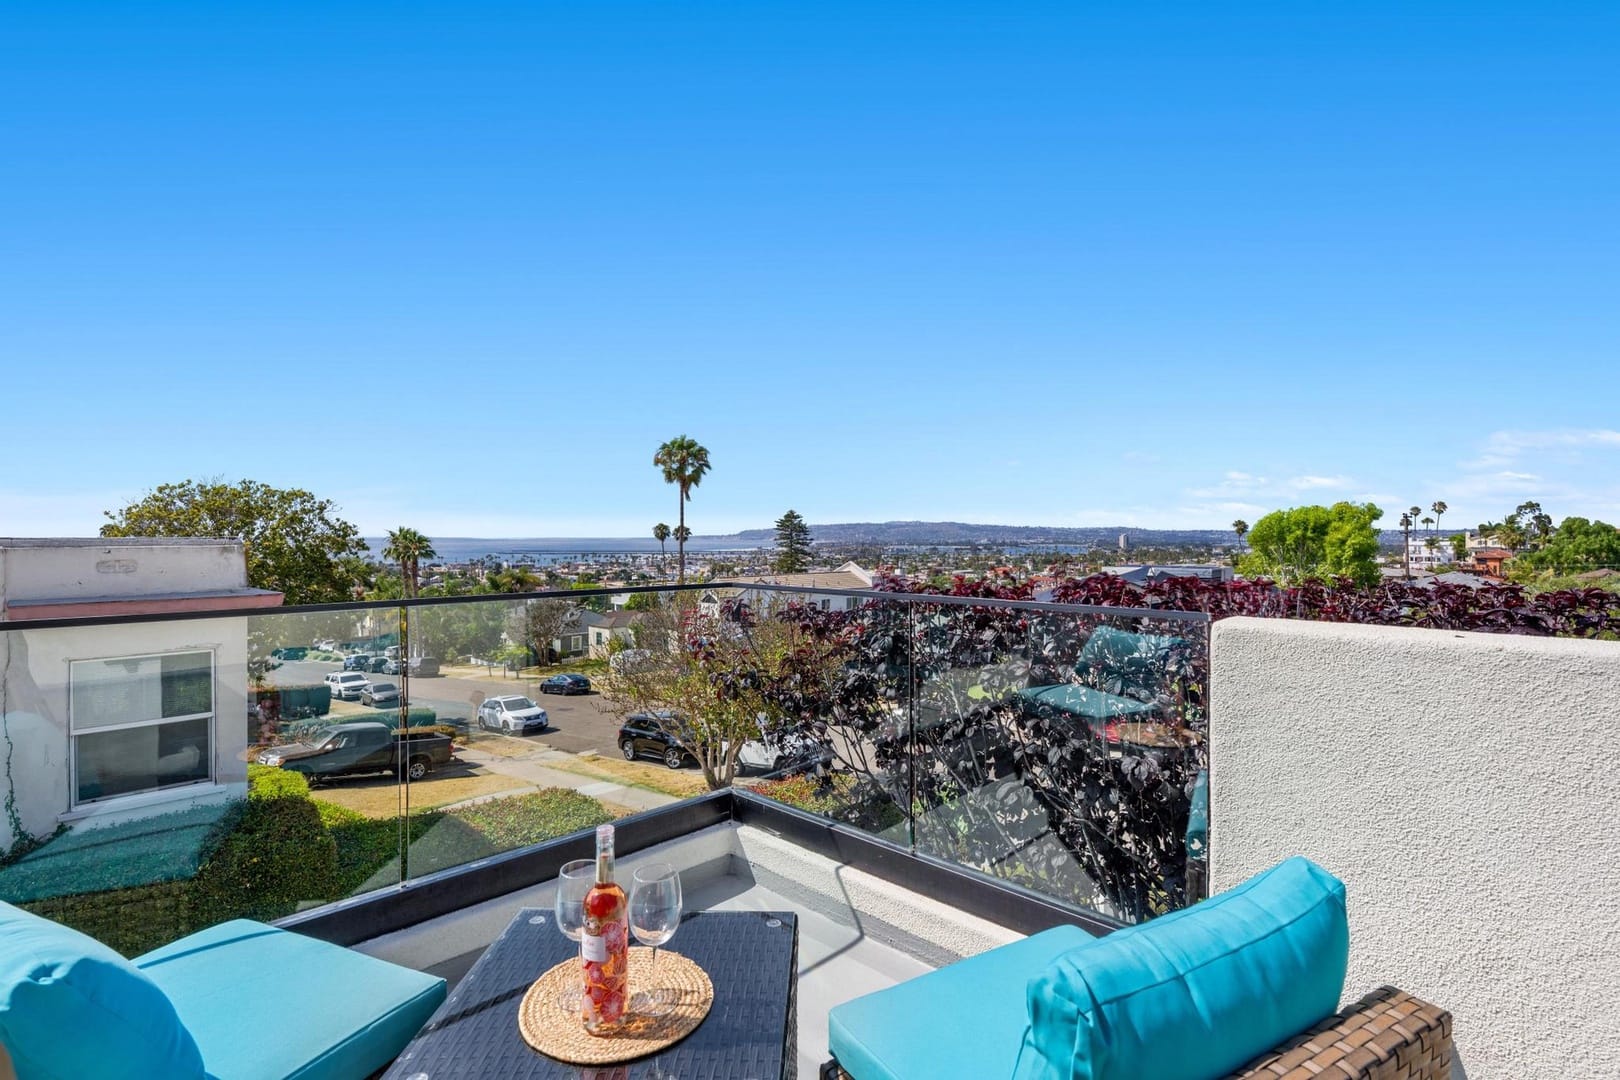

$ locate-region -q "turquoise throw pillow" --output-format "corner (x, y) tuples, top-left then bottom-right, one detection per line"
(1074, 625), (1185, 700)
(0, 901), (205, 1080)
(1013, 856), (1349, 1080)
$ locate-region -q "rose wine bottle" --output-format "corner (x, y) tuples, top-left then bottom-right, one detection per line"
(580, 824), (628, 1033)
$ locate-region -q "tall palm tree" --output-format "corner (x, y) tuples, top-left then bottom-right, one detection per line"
(1400, 512), (1415, 579)
(1231, 519), (1249, 561)
(652, 522), (671, 575)
(1430, 500), (1447, 537)
(383, 527), (437, 599)
(653, 436), (711, 584)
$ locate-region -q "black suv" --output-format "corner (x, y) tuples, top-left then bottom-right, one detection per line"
(617, 712), (696, 770)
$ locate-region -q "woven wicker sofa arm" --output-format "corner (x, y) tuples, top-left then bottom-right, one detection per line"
(1225, 986), (1454, 1080)
(821, 987), (1453, 1080)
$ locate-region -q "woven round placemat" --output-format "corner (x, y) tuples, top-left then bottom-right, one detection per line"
(518, 947), (714, 1065)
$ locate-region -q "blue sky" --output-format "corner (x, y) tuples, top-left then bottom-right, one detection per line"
(4, 3), (1618, 537)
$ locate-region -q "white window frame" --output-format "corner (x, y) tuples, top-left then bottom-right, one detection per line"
(68, 648), (217, 808)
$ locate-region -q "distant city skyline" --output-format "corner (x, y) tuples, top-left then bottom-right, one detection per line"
(4, 6), (1618, 537)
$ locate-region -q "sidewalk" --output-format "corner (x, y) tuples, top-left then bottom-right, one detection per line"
(455, 745), (678, 814)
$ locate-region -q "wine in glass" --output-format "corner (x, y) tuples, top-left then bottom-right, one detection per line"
(554, 858), (594, 1012)
(629, 862), (683, 1016)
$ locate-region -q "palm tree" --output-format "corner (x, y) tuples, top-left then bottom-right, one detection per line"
(383, 527), (437, 599)
(1430, 500), (1447, 538)
(1231, 519), (1249, 563)
(653, 436), (711, 584)
(652, 522), (671, 574)
(1421, 515), (1434, 532)
(1400, 512), (1415, 580)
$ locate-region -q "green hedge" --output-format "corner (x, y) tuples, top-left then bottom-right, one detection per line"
(18, 768), (339, 956)
(189, 773), (338, 925)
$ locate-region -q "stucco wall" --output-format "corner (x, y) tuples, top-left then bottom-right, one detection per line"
(0, 617), (249, 853)
(1210, 617), (1620, 1078)
(0, 538), (247, 605)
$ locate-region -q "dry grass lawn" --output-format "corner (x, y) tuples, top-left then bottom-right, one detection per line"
(313, 771), (536, 819)
(542, 755), (711, 799)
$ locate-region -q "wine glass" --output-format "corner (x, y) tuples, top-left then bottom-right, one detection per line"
(629, 862), (683, 1016)
(553, 858), (594, 1011)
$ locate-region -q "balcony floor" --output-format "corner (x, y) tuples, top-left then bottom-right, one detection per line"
(353, 821), (1033, 1076)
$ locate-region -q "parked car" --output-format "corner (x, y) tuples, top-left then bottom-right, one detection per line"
(540, 673), (592, 695)
(384, 645), (401, 660)
(618, 712), (697, 770)
(324, 671), (370, 700)
(408, 656), (441, 677)
(257, 722), (452, 782)
(343, 654), (373, 672)
(361, 681), (400, 708)
(381, 658), (403, 675)
(735, 727), (833, 776)
(368, 655), (391, 673)
(476, 695), (549, 735)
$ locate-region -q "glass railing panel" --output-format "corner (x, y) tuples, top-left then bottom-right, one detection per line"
(744, 593), (916, 848)
(254, 605), (410, 901)
(401, 594), (625, 882)
(997, 606), (1211, 922)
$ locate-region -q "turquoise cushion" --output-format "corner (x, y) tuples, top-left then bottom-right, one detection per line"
(1013, 857), (1349, 1080)
(0, 900), (205, 1080)
(1018, 684), (1161, 724)
(830, 926), (1095, 1080)
(1073, 625), (1186, 700)
(135, 920), (446, 1080)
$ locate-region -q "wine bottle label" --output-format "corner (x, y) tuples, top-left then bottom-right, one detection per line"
(581, 931), (607, 963)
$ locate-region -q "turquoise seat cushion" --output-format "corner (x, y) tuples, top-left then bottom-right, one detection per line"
(0, 900), (206, 1080)
(1013, 857), (1349, 1080)
(135, 920), (446, 1080)
(829, 925), (1095, 1080)
(1073, 625), (1186, 699)
(1018, 684), (1161, 724)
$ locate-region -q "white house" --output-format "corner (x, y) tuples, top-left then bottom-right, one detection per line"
(1404, 534), (1452, 573)
(0, 538), (282, 853)
(579, 610), (641, 657)
(699, 562), (875, 617)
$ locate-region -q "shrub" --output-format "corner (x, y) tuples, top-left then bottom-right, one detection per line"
(188, 768), (339, 925)
(448, 788), (611, 850)
(246, 762), (310, 800)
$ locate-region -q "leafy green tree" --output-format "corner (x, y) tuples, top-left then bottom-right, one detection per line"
(653, 435), (711, 584)
(623, 591), (660, 611)
(102, 479), (367, 604)
(1450, 532), (1469, 561)
(487, 566), (542, 593)
(1518, 517), (1620, 575)
(772, 510), (814, 573)
(1238, 502), (1384, 587)
(383, 527), (438, 598)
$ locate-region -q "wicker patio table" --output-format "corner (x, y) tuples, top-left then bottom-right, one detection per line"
(384, 908), (799, 1080)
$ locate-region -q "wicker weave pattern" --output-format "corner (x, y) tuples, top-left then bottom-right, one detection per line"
(821, 986), (1452, 1080)
(1222, 986), (1453, 1080)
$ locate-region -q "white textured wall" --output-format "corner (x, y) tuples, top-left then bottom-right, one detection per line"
(0, 538), (247, 604)
(0, 617), (249, 851)
(1210, 617), (1620, 1079)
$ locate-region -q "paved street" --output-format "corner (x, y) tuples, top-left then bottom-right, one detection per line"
(268, 658), (627, 757)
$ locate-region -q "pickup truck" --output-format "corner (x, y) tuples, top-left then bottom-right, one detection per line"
(256, 721), (454, 782)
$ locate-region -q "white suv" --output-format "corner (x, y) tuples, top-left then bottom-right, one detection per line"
(325, 671), (370, 700)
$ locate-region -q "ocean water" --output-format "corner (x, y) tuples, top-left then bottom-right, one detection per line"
(364, 536), (764, 563)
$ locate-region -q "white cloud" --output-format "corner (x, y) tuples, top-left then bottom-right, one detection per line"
(1462, 429), (1620, 470)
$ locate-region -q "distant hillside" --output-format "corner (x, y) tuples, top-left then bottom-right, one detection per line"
(731, 520), (1236, 548)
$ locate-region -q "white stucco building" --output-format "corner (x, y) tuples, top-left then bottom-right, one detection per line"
(0, 539), (281, 853)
